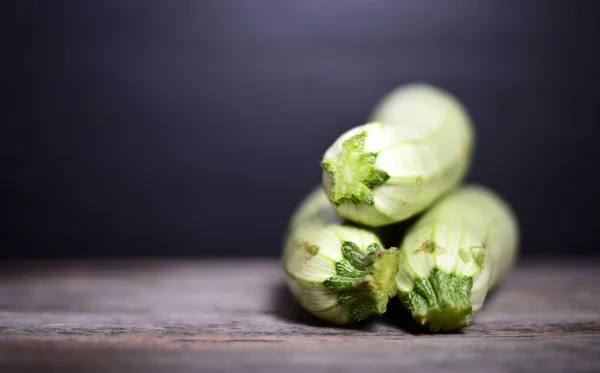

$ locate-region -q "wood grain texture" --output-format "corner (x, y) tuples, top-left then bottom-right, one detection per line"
(0, 259), (599, 373)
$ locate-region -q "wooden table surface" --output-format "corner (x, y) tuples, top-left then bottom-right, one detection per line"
(0, 259), (599, 373)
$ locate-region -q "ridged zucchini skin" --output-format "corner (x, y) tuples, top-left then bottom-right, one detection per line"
(322, 83), (474, 227)
(282, 187), (399, 325)
(395, 185), (519, 331)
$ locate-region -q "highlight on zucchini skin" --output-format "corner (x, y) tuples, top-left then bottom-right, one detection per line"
(321, 83), (474, 227)
(282, 187), (400, 325)
(395, 185), (519, 331)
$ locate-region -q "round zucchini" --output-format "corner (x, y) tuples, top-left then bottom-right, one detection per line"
(396, 185), (519, 331)
(282, 187), (400, 324)
(322, 83), (474, 227)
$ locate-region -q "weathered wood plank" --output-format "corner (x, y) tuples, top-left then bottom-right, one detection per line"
(0, 259), (599, 372)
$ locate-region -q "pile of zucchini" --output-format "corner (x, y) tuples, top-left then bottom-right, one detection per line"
(282, 83), (519, 331)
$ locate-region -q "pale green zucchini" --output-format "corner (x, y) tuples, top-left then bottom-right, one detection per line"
(395, 185), (519, 331)
(321, 83), (474, 227)
(282, 187), (400, 324)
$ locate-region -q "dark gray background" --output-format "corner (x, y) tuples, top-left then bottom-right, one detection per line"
(2, 0), (599, 258)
